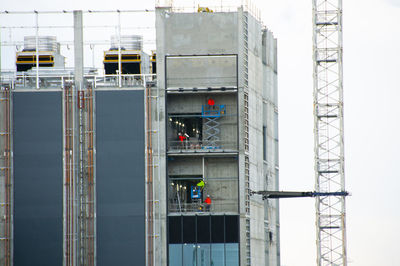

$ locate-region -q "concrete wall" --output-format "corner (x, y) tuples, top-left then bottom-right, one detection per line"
(162, 12), (238, 55)
(246, 12), (268, 266)
(237, 10), (280, 266)
(166, 55), (237, 88)
(168, 157), (203, 176)
(204, 157), (238, 213)
(261, 29), (280, 266)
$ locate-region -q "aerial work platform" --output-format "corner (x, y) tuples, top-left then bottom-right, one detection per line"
(202, 99), (226, 149)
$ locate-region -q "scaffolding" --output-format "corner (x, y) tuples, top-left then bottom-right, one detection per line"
(0, 85), (12, 266)
(313, 0), (347, 265)
(64, 81), (95, 266)
(146, 82), (154, 266)
(242, 8), (251, 266)
(64, 83), (77, 266)
(78, 86), (95, 265)
(145, 78), (162, 266)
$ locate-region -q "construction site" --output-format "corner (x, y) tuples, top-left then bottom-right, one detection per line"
(0, 0), (347, 266)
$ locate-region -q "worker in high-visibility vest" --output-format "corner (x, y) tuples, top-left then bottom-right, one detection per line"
(204, 195), (211, 212)
(197, 180), (205, 190)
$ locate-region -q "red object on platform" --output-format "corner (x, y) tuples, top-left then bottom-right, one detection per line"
(204, 197), (211, 204)
(208, 98), (215, 106)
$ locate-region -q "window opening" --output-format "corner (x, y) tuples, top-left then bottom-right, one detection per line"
(169, 176), (206, 213)
(168, 114), (203, 150)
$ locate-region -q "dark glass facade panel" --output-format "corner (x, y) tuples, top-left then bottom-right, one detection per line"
(211, 215), (225, 243)
(169, 215), (238, 244)
(197, 216), (211, 243)
(169, 216), (182, 244)
(183, 216), (196, 243)
(225, 215), (239, 243)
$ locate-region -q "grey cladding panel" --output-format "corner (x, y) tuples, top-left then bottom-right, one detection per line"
(167, 55), (237, 88)
(13, 92), (63, 266)
(96, 90), (145, 266)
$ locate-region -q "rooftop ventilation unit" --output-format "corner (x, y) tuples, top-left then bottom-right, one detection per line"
(16, 36), (65, 72)
(103, 35), (149, 75)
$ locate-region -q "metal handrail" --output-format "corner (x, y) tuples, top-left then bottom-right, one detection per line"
(0, 71), (156, 89)
(167, 140), (237, 151)
(168, 202), (238, 213)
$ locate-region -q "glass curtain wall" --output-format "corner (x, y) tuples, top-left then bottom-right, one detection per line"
(168, 215), (239, 266)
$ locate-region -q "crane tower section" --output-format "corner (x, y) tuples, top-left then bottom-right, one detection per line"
(312, 0), (347, 265)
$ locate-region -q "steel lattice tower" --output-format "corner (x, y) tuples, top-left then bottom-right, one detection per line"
(313, 0), (347, 265)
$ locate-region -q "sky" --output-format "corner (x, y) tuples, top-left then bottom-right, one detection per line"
(1, 0), (400, 265)
(259, 1), (400, 265)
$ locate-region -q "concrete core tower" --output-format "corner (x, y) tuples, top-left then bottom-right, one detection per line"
(154, 6), (279, 266)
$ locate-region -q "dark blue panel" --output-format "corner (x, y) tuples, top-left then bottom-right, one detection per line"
(13, 92), (63, 266)
(96, 90), (145, 266)
(169, 216), (182, 244)
(225, 215), (239, 243)
(183, 216), (196, 243)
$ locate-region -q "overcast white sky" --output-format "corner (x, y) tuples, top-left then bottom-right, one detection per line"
(260, 1), (400, 265)
(1, 0), (399, 265)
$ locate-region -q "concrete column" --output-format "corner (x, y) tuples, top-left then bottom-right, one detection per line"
(74, 10), (84, 90)
(73, 10), (84, 266)
(155, 7), (170, 266)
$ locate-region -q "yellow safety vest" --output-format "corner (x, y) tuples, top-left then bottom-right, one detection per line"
(197, 180), (205, 188)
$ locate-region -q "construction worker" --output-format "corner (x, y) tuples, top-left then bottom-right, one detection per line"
(204, 195), (211, 212)
(178, 132), (185, 148)
(196, 180), (205, 191)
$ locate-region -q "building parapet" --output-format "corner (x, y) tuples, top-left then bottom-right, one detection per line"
(156, 0), (261, 21)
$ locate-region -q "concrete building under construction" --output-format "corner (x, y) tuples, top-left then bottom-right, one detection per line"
(0, 3), (279, 266)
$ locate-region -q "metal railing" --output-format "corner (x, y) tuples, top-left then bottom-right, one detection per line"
(169, 202), (237, 213)
(0, 70), (156, 89)
(87, 74), (156, 88)
(167, 140), (237, 152)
